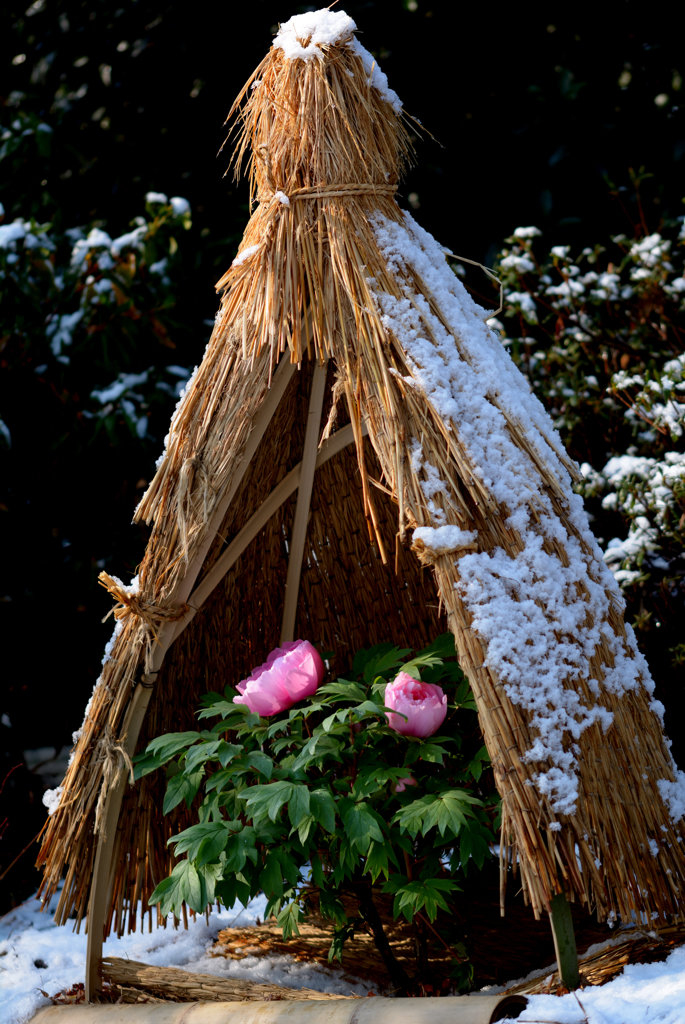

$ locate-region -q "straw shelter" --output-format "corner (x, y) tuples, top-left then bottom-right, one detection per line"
(37, 7), (685, 996)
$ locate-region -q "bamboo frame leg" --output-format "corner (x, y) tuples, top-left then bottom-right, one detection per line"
(549, 893), (580, 990)
(280, 359), (328, 643)
(85, 678), (157, 1001)
(85, 356), (296, 1001)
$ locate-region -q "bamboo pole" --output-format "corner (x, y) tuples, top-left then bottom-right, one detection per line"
(281, 360), (328, 643)
(549, 895), (580, 991)
(84, 682), (155, 1001)
(31, 994), (529, 1024)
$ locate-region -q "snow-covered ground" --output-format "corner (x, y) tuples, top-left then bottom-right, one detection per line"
(2, 888), (685, 1024)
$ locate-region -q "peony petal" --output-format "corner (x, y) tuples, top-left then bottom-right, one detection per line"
(394, 775), (418, 793)
(233, 639), (324, 717)
(384, 674), (448, 737)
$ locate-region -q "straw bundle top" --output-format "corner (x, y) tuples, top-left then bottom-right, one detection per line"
(217, 10), (414, 366)
(229, 10), (409, 202)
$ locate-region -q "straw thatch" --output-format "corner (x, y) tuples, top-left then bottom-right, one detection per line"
(37, 7), (685, 966)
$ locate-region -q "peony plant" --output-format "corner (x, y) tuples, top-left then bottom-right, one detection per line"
(134, 634), (498, 993)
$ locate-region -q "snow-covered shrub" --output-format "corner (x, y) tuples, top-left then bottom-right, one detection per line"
(0, 192), (193, 446)
(494, 216), (685, 689)
(0, 193), (196, 703)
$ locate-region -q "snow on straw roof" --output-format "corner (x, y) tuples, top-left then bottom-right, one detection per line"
(368, 208), (656, 815)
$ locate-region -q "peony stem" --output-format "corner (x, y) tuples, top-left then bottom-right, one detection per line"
(351, 880), (412, 994)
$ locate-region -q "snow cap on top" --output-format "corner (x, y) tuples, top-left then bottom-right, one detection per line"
(273, 9), (357, 60)
(272, 8), (403, 112)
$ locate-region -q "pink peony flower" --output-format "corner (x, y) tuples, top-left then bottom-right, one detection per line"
(394, 775), (418, 793)
(233, 639), (324, 717)
(384, 672), (447, 738)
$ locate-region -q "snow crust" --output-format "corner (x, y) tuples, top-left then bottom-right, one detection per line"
(347, 36), (403, 112)
(369, 209), (671, 816)
(657, 773), (685, 822)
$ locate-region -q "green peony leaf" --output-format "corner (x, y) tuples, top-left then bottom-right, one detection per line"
(238, 780), (293, 822)
(162, 770), (204, 815)
(288, 784), (311, 829)
(341, 802), (384, 853)
(245, 750), (274, 778)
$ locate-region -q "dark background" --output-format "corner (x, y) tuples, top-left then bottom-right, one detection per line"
(1, 0), (683, 909)
(3, 3), (683, 262)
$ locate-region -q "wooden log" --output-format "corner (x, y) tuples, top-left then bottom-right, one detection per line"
(102, 956), (351, 1001)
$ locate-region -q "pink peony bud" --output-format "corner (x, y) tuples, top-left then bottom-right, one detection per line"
(233, 640), (324, 717)
(394, 775), (418, 793)
(384, 672), (447, 738)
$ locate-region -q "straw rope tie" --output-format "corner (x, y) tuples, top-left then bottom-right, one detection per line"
(255, 141), (397, 206)
(258, 182), (398, 205)
(98, 571), (189, 637)
(94, 726), (136, 839)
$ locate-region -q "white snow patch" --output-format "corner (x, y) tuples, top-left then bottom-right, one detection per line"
(347, 37), (403, 112)
(512, 226), (541, 239)
(413, 525), (477, 555)
(46, 310), (83, 357)
(0, 220), (26, 249)
(232, 243), (261, 268)
(273, 10), (356, 60)
(111, 224), (146, 256)
(70, 228), (112, 266)
(658, 773), (685, 822)
(170, 196), (190, 216)
(91, 370), (149, 405)
(41, 785), (63, 816)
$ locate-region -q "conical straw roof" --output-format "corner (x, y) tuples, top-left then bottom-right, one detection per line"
(38, 9), (685, 951)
